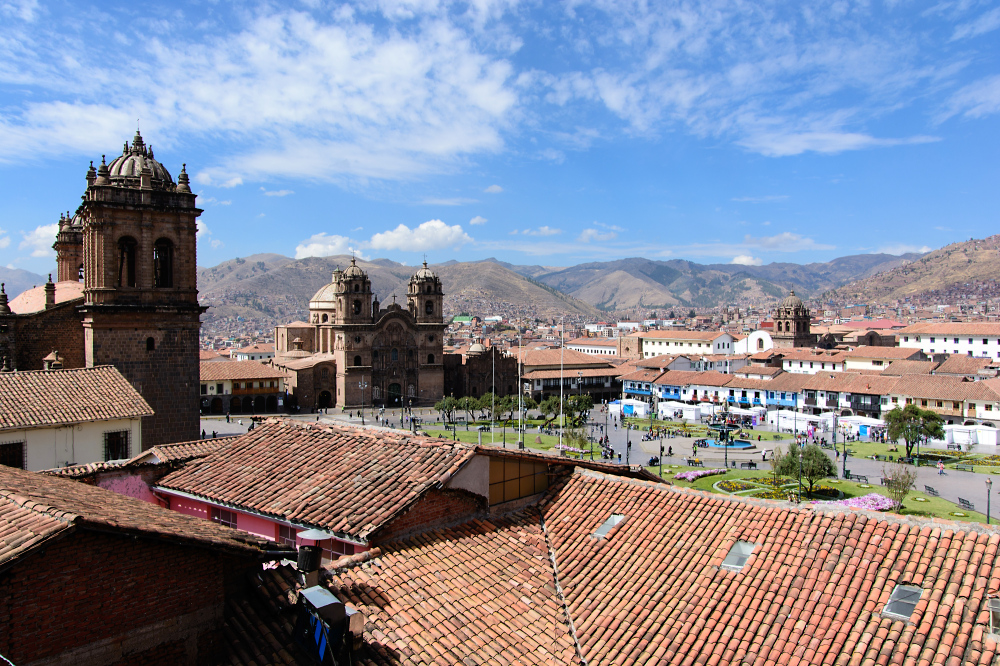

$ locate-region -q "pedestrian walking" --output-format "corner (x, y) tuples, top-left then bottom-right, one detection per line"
(938, 461), (945, 475)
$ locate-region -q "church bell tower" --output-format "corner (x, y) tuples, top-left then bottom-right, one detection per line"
(77, 131), (204, 447)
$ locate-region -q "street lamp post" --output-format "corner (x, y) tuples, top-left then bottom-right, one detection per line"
(988, 477), (993, 525)
(798, 450), (803, 502)
(358, 377), (368, 426)
(559, 316), (564, 451)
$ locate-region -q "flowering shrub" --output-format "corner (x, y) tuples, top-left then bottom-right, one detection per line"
(756, 477), (791, 488)
(809, 485), (839, 498)
(976, 455), (1000, 466)
(821, 493), (896, 511)
(674, 468), (727, 482)
(751, 489), (789, 500)
(717, 480), (758, 493)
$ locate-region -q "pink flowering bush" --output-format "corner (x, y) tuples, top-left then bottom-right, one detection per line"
(820, 493), (895, 511)
(674, 468), (726, 482)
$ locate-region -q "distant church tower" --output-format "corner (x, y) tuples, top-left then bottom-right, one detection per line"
(772, 290), (813, 348)
(68, 131), (204, 447)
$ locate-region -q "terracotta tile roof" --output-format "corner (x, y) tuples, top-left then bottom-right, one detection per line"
(327, 510), (579, 665)
(618, 368), (665, 383)
(890, 374), (999, 402)
(882, 359), (939, 375)
(844, 345), (926, 360)
(655, 370), (732, 387)
(566, 337), (618, 347)
(734, 365), (783, 376)
(0, 366), (153, 432)
(522, 367), (622, 380)
(132, 436), (237, 465)
(935, 355), (995, 375)
(234, 343), (275, 354)
(332, 467), (1000, 665)
(40, 460), (130, 479)
(200, 350), (231, 361)
(475, 446), (664, 484)
(0, 465), (284, 568)
(900, 322), (1000, 336)
(7, 280), (84, 314)
(156, 421), (477, 541)
(521, 348), (615, 369)
(640, 330), (728, 340)
(200, 360), (289, 381)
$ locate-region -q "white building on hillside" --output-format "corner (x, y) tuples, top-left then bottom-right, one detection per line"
(898, 323), (1000, 359)
(566, 337), (619, 357)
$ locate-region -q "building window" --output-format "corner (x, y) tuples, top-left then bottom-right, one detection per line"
(278, 524), (297, 547)
(152, 238), (174, 288)
(146, 336), (155, 351)
(117, 236), (137, 287)
(210, 507), (238, 529)
(322, 313), (328, 323)
(721, 540), (757, 572)
(883, 585), (922, 621)
(354, 355), (362, 366)
(488, 458), (549, 505)
(217, 383), (223, 394)
(353, 299), (362, 314)
(425, 300), (434, 315)
(391, 348), (399, 361)
(427, 353), (435, 364)
(201, 384), (208, 395)
(104, 430), (130, 461)
(0, 441), (26, 469)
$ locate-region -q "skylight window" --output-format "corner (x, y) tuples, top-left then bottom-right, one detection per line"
(988, 599), (1000, 638)
(883, 585), (922, 621)
(593, 514), (625, 539)
(721, 541), (756, 571)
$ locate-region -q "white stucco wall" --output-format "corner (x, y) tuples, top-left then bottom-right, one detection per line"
(1, 418), (143, 471)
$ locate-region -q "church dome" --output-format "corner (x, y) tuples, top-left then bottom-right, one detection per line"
(468, 342), (487, 355)
(780, 290), (804, 309)
(310, 283), (338, 304)
(343, 257), (365, 279)
(106, 131), (174, 188)
(412, 261), (435, 280)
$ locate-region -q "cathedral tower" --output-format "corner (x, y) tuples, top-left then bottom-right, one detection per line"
(772, 290), (813, 348)
(77, 131), (204, 447)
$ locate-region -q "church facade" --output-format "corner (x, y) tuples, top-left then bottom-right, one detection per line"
(0, 131), (203, 448)
(771, 290), (815, 348)
(274, 259), (446, 409)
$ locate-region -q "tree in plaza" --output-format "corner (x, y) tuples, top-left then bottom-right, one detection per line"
(434, 396), (458, 423)
(567, 394), (594, 426)
(772, 441), (836, 495)
(884, 404), (945, 458)
(457, 396), (478, 424)
(476, 392), (496, 422)
(881, 462), (917, 512)
(538, 396), (561, 424)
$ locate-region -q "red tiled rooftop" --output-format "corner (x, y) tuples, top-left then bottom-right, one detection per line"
(0, 366), (152, 431)
(7, 280), (84, 314)
(156, 421), (476, 541)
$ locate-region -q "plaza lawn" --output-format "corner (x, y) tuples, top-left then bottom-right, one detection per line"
(422, 427), (574, 452)
(649, 466), (992, 524)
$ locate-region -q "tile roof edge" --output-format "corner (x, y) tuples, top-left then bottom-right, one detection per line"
(324, 546), (383, 573)
(539, 511), (589, 665)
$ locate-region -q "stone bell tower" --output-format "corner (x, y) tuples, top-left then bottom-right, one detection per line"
(77, 131), (204, 447)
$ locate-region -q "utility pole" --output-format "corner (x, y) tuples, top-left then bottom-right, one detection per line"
(559, 315), (564, 451)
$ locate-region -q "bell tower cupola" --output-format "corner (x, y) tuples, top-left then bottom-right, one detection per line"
(408, 261), (443, 324)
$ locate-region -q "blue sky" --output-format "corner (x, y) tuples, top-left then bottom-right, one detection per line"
(1, 0), (998, 275)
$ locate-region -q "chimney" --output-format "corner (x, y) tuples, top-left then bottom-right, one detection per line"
(45, 274), (55, 309)
(0, 283), (9, 314)
(42, 350), (63, 370)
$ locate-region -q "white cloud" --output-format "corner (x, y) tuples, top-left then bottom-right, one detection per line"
(469, 215), (488, 225)
(484, 184), (503, 193)
(200, 197), (231, 206)
(195, 173), (243, 188)
(731, 255), (763, 266)
(0, 227), (9, 249)
(210, 239), (224, 249)
(594, 222), (624, 232)
(578, 228), (617, 243)
(196, 220), (211, 240)
(18, 223), (56, 257)
(295, 233), (356, 259)
(732, 195), (788, 203)
(524, 226), (561, 236)
(367, 219), (472, 251)
(943, 75), (1000, 120)
(1, 0), (38, 22)
(737, 132), (939, 157)
(742, 232), (834, 252)
(261, 188), (294, 197)
(876, 244), (931, 255)
(952, 7), (1000, 41)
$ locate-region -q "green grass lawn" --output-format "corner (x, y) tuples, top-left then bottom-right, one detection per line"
(648, 465), (991, 524)
(423, 426), (580, 452)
